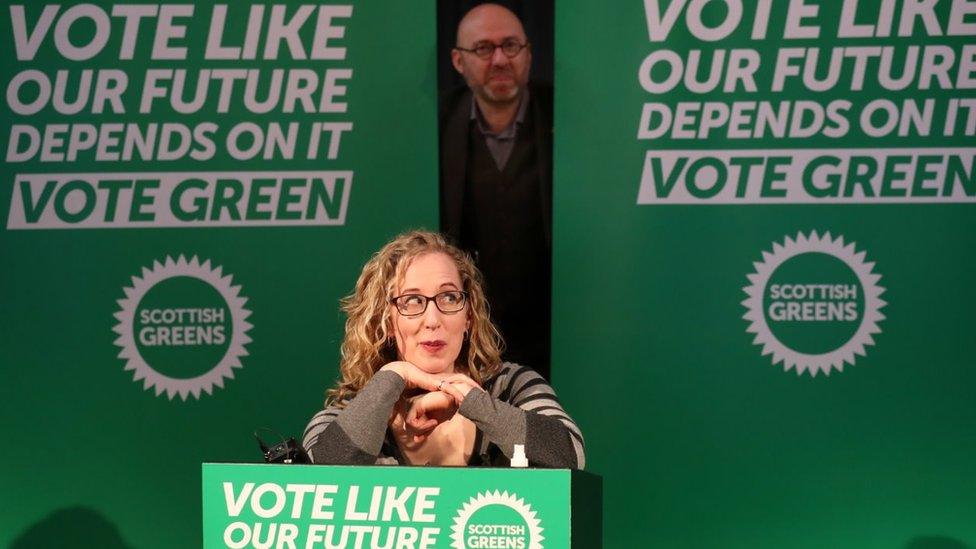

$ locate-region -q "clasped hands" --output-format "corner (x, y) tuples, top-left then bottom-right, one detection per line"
(381, 361), (480, 444)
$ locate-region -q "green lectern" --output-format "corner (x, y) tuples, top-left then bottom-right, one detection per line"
(202, 463), (601, 548)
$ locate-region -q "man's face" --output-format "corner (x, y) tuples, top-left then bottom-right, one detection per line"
(452, 5), (531, 106)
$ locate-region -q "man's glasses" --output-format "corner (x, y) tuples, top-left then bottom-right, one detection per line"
(455, 39), (529, 60)
(391, 291), (468, 317)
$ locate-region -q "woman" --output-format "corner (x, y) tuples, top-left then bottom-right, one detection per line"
(303, 231), (584, 468)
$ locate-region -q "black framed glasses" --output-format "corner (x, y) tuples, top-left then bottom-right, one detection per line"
(391, 291), (468, 317)
(455, 39), (529, 60)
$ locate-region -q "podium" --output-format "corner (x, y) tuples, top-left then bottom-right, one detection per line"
(202, 463), (601, 548)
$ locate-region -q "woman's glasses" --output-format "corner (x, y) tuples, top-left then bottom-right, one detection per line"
(391, 291), (468, 316)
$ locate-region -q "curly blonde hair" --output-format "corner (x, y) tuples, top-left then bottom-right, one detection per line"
(325, 230), (503, 405)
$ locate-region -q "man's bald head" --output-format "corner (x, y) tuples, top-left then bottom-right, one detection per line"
(456, 4), (527, 47)
(452, 3), (532, 107)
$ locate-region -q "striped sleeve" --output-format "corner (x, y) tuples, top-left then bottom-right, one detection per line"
(302, 370), (405, 464)
(301, 407), (341, 458)
(480, 363), (586, 469)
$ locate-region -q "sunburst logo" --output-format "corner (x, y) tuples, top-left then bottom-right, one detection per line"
(742, 231), (886, 376)
(113, 255), (252, 399)
(451, 490), (544, 549)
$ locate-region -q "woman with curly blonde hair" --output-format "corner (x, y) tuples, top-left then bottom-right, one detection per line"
(303, 230), (584, 468)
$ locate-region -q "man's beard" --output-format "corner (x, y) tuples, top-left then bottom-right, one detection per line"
(469, 65), (523, 105)
(477, 84), (520, 105)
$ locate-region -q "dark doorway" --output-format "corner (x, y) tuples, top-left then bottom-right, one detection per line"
(436, 1), (556, 381)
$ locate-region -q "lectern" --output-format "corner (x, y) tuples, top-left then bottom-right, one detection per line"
(202, 463), (601, 548)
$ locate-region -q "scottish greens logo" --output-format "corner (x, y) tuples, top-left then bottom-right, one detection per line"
(742, 232), (886, 376)
(451, 491), (543, 549)
(113, 256), (252, 399)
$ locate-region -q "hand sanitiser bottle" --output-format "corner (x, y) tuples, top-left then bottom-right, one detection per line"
(511, 444), (528, 467)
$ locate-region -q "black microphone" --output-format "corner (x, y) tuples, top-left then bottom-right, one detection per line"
(254, 429), (310, 464)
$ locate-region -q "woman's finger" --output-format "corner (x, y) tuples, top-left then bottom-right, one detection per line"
(424, 376), (463, 401)
(408, 416), (437, 432)
(416, 371), (449, 392)
(438, 382), (465, 403)
(443, 373), (481, 390)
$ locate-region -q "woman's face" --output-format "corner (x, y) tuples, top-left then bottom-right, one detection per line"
(392, 252), (470, 375)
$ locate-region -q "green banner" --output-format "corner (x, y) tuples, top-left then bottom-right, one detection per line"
(202, 463), (577, 548)
(554, 1), (975, 547)
(0, 2), (437, 547)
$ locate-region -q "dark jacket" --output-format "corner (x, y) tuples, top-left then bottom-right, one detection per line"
(438, 83), (553, 250)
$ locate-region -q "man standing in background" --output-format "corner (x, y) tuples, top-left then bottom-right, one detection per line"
(440, 3), (552, 378)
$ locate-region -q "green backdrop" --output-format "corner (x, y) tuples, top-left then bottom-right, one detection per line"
(553, 1), (976, 548)
(4, 1), (976, 548)
(0, 1), (437, 547)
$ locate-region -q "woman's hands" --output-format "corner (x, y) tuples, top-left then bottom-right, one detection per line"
(400, 391), (458, 443)
(439, 373), (481, 399)
(382, 362), (484, 444)
(380, 361), (466, 402)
